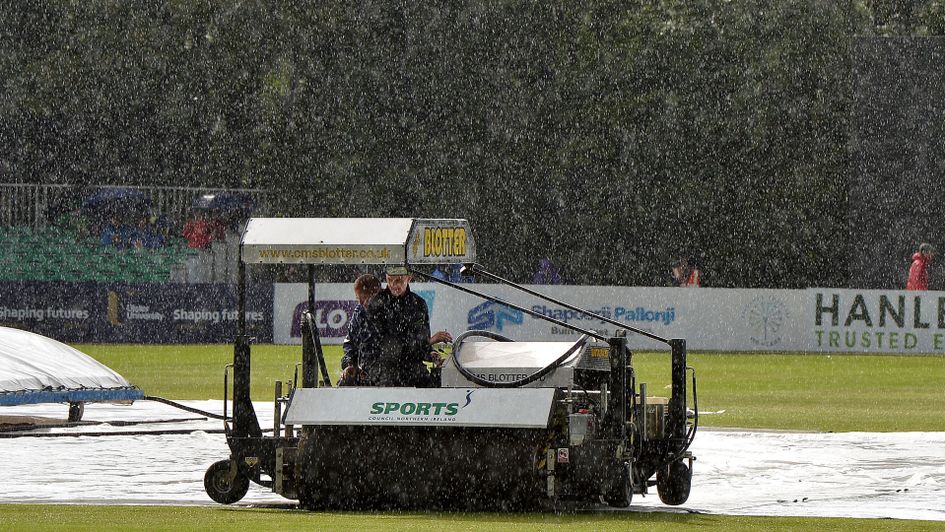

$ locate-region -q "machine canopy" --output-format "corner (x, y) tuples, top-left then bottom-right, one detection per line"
(240, 218), (476, 266)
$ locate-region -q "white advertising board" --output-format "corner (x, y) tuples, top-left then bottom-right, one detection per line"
(284, 387), (555, 427)
(804, 288), (945, 353)
(273, 283), (945, 354)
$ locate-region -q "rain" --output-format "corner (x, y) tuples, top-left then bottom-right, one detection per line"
(8, 2), (942, 285)
(2, 0), (945, 525)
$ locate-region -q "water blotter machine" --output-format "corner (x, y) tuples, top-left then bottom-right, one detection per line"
(204, 218), (697, 510)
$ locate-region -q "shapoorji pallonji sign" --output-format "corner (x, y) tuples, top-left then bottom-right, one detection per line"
(240, 218), (475, 265)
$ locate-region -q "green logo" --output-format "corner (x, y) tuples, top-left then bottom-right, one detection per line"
(369, 402), (459, 416)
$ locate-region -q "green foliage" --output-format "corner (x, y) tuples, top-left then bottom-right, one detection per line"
(1, 2), (940, 286)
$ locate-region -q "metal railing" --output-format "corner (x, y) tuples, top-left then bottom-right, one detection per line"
(0, 183), (269, 229)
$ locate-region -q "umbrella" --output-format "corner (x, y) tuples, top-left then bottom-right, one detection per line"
(81, 187), (151, 218)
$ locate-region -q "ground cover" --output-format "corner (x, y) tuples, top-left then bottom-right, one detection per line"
(634, 351), (945, 432)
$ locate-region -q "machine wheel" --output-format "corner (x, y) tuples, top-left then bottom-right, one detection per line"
(657, 460), (691, 506)
(67, 402), (84, 422)
(603, 463), (633, 508)
(204, 460), (249, 504)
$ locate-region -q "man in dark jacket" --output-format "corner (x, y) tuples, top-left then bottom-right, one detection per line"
(364, 265), (451, 387)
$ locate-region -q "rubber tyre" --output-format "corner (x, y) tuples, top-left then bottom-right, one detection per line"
(603, 464), (633, 508)
(656, 460), (691, 506)
(204, 459), (249, 504)
(297, 488), (316, 511)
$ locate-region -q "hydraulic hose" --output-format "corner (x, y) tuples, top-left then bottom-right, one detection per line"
(0, 397), (244, 438)
(451, 330), (588, 388)
(665, 366), (698, 463)
(0, 427), (229, 438)
(144, 395), (227, 420)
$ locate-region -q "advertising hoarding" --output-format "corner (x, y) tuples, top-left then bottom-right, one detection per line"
(274, 283), (945, 354)
(0, 282), (272, 343)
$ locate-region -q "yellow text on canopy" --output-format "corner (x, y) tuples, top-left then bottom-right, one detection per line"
(423, 226), (467, 258)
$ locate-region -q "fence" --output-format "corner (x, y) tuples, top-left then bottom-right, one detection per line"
(0, 183), (269, 229)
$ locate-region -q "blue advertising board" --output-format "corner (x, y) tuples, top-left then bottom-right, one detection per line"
(0, 282), (272, 343)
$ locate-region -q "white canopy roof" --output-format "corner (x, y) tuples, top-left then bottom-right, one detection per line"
(450, 341), (584, 369)
(0, 326), (141, 406)
(240, 217), (476, 266)
(440, 341), (586, 388)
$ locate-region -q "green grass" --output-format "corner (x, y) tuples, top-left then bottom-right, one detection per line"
(79, 344), (945, 432)
(0, 505), (941, 531)
(79, 343), (307, 402)
(633, 351), (945, 432)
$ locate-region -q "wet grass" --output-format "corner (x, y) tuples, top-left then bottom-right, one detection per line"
(631, 351), (945, 432)
(79, 344), (945, 433)
(79, 343), (307, 403)
(0, 504), (941, 531)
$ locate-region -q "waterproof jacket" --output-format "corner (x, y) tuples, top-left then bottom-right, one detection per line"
(362, 286), (432, 386)
(341, 305), (371, 371)
(907, 252), (931, 290)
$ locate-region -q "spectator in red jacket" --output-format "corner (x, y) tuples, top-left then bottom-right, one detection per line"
(906, 243), (935, 290)
(182, 212), (215, 249)
(671, 256), (701, 287)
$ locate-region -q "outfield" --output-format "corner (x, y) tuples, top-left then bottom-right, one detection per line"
(80, 344), (945, 432)
(2, 344), (943, 530)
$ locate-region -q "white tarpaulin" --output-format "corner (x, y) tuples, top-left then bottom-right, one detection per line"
(0, 326), (142, 405)
(0, 400), (942, 521)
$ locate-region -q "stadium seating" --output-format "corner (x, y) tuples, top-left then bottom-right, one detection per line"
(0, 225), (195, 284)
